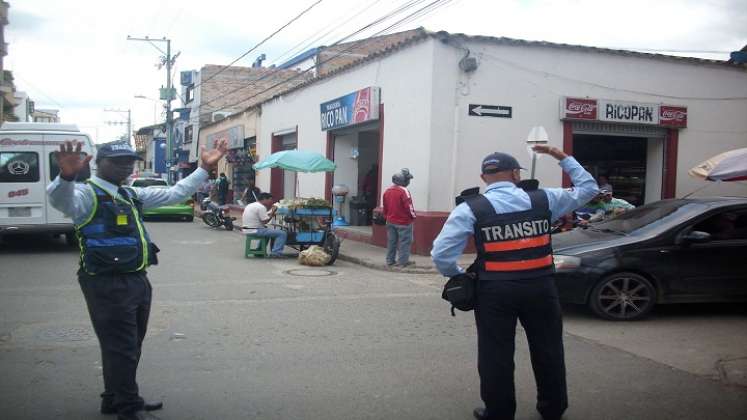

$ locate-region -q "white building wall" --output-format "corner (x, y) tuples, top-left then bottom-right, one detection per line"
(258, 39), (437, 206)
(428, 39), (747, 212)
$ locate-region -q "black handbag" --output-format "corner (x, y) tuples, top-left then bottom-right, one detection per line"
(441, 272), (477, 316)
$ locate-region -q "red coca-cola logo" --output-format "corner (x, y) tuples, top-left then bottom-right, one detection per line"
(661, 110), (686, 121)
(659, 106), (687, 127)
(567, 102), (595, 113)
(8, 188), (29, 198)
(564, 98), (597, 120)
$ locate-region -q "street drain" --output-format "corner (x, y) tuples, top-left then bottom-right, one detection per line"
(284, 268), (337, 277)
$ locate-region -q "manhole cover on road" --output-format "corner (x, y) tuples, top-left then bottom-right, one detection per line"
(284, 268), (337, 277)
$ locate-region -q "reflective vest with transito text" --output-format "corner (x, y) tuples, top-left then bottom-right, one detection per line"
(466, 190), (555, 280)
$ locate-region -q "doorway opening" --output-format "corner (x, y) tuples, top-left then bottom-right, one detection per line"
(573, 134), (655, 206)
(330, 125), (381, 226)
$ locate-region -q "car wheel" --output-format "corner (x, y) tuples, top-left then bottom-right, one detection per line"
(589, 272), (656, 321)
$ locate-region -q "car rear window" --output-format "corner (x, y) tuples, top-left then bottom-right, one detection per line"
(0, 152), (40, 183)
(131, 178), (168, 187)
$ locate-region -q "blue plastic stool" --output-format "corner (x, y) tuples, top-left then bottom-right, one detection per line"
(245, 235), (269, 258)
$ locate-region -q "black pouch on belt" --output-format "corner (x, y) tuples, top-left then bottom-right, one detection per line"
(442, 272), (477, 316)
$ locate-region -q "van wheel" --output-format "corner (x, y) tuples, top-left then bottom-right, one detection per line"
(65, 233), (79, 246)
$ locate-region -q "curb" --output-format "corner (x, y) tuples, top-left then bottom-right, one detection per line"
(337, 252), (439, 274)
(220, 217), (439, 274)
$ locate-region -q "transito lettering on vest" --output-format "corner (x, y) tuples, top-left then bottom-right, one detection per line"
(481, 219), (550, 242)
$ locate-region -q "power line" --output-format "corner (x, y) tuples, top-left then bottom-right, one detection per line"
(204, 0), (454, 115)
(197, 0), (433, 112)
(192, 0), (325, 91)
(269, 0), (387, 67)
(13, 74), (65, 109)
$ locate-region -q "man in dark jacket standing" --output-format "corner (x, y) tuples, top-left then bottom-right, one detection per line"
(217, 172), (230, 205)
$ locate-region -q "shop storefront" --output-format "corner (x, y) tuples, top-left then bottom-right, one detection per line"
(206, 124), (250, 204)
(319, 86), (382, 226)
(561, 98), (688, 205)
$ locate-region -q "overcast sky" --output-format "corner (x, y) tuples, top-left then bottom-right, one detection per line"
(7, 0), (746, 143)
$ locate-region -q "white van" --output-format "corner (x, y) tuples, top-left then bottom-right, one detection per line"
(0, 122), (96, 244)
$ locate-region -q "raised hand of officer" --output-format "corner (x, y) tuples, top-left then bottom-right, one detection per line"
(200, 138), (228, 170)
(55, 140), (94, 181)
(531, 144), (568, 161)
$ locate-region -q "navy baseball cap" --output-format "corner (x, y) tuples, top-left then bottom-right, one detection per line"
(481, 152), (524, 174)
(97, 141), (143, 160)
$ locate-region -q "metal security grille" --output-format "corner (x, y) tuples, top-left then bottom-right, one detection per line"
(572, 121), (667, 138)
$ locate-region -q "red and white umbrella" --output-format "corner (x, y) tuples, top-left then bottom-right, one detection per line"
(689, 147), (747, 182)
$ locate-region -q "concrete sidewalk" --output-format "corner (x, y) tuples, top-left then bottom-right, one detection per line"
(218, 206), (471, 274)
(337, 237), (475, 274)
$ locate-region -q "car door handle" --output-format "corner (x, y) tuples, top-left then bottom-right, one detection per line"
(659, 250), (670, 253)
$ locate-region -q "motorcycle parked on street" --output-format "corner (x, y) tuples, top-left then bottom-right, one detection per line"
(200, 198), (236, 231)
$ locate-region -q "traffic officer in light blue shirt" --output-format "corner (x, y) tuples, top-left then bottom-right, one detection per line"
(47, 139), (227, 420)
(431, 145), (598, 420)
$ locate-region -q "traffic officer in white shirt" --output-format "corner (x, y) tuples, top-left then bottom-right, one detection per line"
(47, 139), (227, 420)
(431, 145), (598, 420)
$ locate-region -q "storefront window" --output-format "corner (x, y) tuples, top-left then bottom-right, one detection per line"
(227, 136), (257, 204)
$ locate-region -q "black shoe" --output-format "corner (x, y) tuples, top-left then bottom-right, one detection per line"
(473, 407), (489, 420)
(102, 400), (163, 415)
(117, 410), (162, 420)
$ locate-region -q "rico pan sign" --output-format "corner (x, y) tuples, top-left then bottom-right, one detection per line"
(320, 87), (380, 131)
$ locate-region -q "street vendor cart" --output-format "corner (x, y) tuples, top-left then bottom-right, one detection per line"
(253, 150), (341, 265)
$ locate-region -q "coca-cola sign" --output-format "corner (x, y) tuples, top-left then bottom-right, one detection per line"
(659, 106), (688, 128)
(564, 98), (597, 120)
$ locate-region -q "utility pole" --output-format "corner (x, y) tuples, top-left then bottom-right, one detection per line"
(104, 108), (132, 144)
(127, 35), (178, 184)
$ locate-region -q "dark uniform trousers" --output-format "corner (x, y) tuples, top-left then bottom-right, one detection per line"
(78, 270), (152, 414)
(474, 275), (568, 420)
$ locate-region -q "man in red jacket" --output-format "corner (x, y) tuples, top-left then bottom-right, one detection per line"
(382, 168), (416, 267)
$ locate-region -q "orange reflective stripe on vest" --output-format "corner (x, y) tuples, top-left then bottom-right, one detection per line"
(484, 255), (553, 272)
(483, 235), (551, 252)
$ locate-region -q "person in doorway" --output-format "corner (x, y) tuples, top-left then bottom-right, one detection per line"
(431, 146), (598, 420)
(242, 192), (288, 258)
(382, 168), (416, 267)
(217, 172), (230, 205)
(47, 139), (228, 420)
(360, 164), (379, 221)
(242, 177), (261, 205)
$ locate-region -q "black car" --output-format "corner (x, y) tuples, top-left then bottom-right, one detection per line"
(552, 197), (747, 321)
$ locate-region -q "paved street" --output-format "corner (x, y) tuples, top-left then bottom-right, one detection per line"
(1, 221), (746, 420)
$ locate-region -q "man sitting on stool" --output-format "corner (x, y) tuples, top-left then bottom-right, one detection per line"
(242, 192), (287, 258)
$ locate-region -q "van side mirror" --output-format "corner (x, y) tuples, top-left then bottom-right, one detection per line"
(680, 230), (712, 245)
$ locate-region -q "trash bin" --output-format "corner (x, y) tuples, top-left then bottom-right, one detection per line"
(349, 196), (369, 226)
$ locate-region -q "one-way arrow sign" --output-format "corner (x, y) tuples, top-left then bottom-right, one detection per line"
(469, 104), (512, 118)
